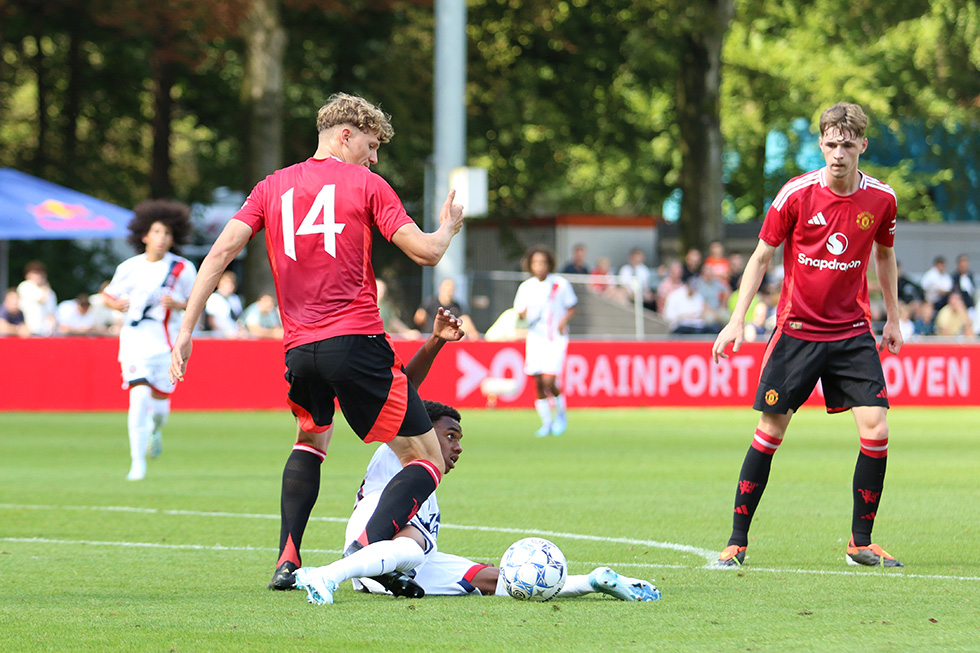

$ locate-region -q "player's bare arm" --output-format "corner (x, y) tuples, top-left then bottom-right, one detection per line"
(874, 242), (904, 355)
(403, 307), (464, 388)
(169, 219), (253, 383)
(390, 190), (464, 266)
(712, 240), (775, 363)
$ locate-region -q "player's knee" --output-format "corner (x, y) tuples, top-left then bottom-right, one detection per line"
(296, 424), (333, 452)
(861, 421), (888, 441)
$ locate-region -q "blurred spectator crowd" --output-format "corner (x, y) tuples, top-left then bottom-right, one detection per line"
(4, 248), (977, 341)
(554, 242), (978, 341)
(0, 261), (283, 340)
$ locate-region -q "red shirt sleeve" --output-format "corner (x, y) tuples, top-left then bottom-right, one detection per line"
(366, 174), (415, 241)
(232, 178), (268, 237)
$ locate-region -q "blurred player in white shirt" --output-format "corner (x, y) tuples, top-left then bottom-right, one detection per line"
(513, 246), (577, 437)
(103, 200), (197, 480)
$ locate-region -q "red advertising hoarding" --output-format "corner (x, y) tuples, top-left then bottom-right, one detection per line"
(1, 338), (976, 411)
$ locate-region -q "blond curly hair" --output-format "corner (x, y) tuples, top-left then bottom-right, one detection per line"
(316, 93), (394, 143)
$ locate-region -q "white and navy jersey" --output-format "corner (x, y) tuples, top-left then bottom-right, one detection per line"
(355, 444), (441, 554)
(104, 252), (197, 362)
(513, 273), (577, 341)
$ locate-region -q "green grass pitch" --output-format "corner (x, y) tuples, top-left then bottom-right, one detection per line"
(1, 407), (978, 651)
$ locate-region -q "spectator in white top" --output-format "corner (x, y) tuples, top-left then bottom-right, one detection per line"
(663, 277), (710, 334)
(205, 270), (245, 338)
(618, 248), (656, 311)
(920, 255), (953, 311)
(241, 293), (284, 339)
(17, 261), (58, 336)
(56, 293), (98, 335)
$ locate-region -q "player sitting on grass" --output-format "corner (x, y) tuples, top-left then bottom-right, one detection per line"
(293, 321), (659, 605)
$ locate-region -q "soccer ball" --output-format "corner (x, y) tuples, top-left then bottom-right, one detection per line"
(499, 537), (567, 601)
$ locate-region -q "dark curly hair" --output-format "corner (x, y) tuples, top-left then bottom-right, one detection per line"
(126, 199), (192, 255)
(423, 400), (461, 425)
(521, 245), (556, 274)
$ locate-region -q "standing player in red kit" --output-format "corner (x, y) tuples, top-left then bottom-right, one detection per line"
(169, 93), (464, 590)
(710, 102), (904, 568)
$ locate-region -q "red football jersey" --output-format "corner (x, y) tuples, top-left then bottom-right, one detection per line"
(233, 156), (415, 350)
(761, 168), (897, 341)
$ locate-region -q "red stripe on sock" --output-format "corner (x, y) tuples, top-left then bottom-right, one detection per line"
(407, 459), (442, 487)
(859, 437), (888, 458)
(751, 428), (782, 455)
(292, 442), (326, 461)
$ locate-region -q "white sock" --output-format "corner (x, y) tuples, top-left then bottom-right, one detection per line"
(554, 393), (567, 418)
(556, 574), (593, 597)
(128, 385), (153, 464)
(534, 398), (552, 430)
(321, 538), (425, 586)
(151, 396), (170, 431)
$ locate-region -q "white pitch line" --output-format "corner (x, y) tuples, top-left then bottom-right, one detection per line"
(0, 503), (715, 561)
(3, 504), (979, 582)
(3, 537), (979, 582)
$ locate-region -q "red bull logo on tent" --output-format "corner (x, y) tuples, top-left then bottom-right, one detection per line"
(29, 199), (117, 233)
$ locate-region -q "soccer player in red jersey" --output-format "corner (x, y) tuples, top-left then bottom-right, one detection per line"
(710, 102), (905, 568)
(169, 92), (465, 590)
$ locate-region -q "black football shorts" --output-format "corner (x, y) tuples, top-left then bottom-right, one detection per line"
(753, 330), (889, 414)
(284, 334), (432, 442)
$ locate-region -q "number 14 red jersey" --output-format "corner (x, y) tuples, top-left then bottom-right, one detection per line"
(233, 156), (415, 351)
(760, 168), (897, 341)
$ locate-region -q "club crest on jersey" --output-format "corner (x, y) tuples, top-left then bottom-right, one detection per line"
(856, 211), (875, 230)
(764, 389), (779, 406)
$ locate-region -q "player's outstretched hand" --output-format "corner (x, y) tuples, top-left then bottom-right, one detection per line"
(711, 320), (743, 363)
(439, 189), (464, 235)
(169, 332), (193, 383)
(432, 306), (465, 342)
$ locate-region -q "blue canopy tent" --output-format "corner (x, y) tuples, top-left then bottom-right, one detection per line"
(0, 168), (133, 289)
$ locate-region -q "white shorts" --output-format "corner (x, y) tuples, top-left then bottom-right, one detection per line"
(120, 352), (176, 395)
(353, 551), (490, 596)
(523, 332), (568, 376)
(345, 493), (490, 596)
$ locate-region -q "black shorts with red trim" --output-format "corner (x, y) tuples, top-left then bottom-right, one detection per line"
(284, 334), (432, 443)
(753, 330), (889, 414)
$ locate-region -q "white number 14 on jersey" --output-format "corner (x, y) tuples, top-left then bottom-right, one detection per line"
(281, 185), (346, 261)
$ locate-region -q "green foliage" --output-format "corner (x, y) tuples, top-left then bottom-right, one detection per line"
(722, 0), (979, 222)
(2, 407), (980, 650)
(1, 0), (978, 290)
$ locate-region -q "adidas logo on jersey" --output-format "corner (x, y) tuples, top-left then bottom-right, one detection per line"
(807, 212), (827, 226)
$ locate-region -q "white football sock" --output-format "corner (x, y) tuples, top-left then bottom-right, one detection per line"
(554, 392), (567, 418)
(128, 384), (153, 464)
(555, 574), (593, 597)
(321, 537), (425, 586)
(534, 398), (552, 430)
(151, 396), (170, 431)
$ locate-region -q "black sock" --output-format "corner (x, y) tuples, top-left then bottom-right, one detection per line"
(357, 461), (439, 545)
(276, 449), (322, 567)
(728, 442), (776, 548)
(851, 452), (887, 547)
